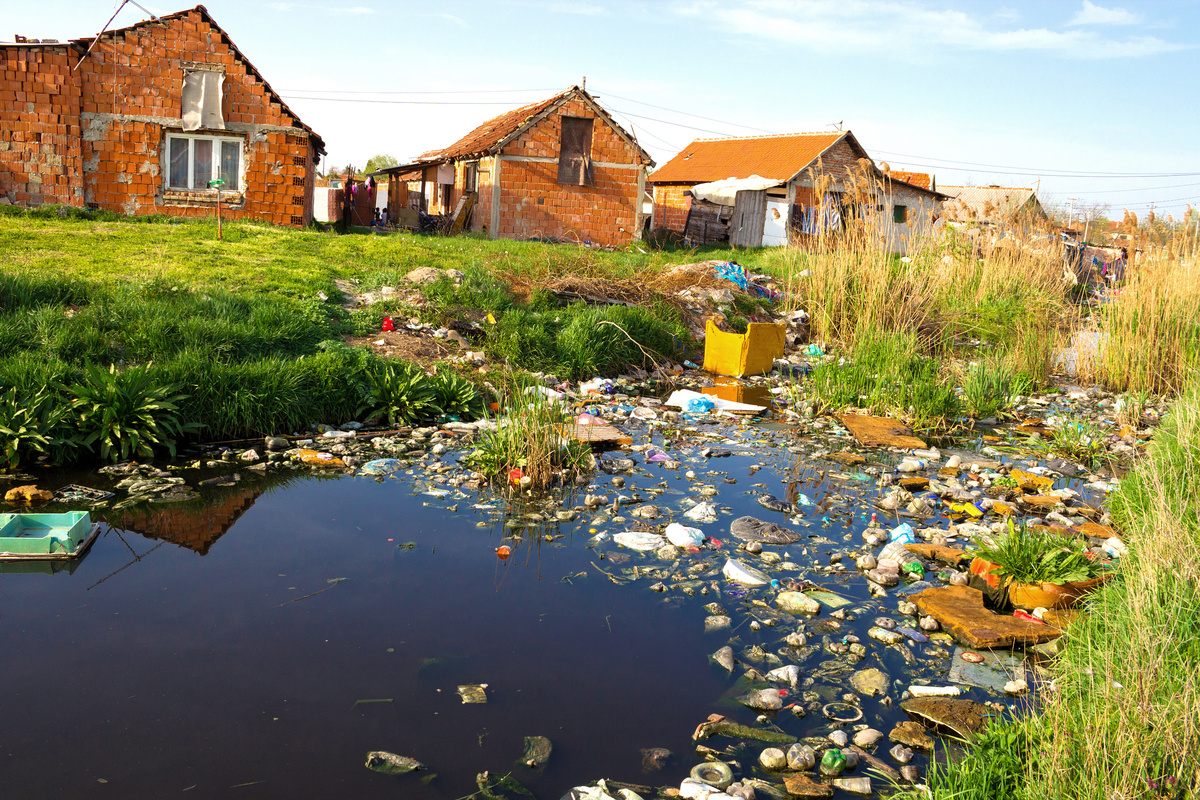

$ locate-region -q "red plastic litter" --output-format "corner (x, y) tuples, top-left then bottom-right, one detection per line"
(496, 545), (512, 560)
(507, 468), (524, 486)
(1013, 609), (1044, 624)
(710, 538), (723, 547)
(381, 316), (395, 332)
(961, 651), (985, 663)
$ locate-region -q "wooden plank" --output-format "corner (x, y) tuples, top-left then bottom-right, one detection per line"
(730, 189), (767, 248)
(489, 155), (502, 239)
(448, 191), (477, 235)
(559, 422), (626, 444)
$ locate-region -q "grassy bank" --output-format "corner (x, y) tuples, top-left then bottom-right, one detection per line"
(908, 378), (1200, 800)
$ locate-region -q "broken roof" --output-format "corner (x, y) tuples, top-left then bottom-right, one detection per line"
(68, 5), (325, 156)
(416, 86), (652, 165)
(887, 170), (933, 190)
(941, 185), (1043, 222)
(648, 132), (861, 185)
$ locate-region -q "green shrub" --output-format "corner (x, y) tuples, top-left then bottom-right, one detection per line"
(67, 363), (201, 461)
(431, 368), (484, 420)
(808, 331), (961, 431)
(356, 360), (436, 427)
(0, 386), (77, 470)
(962, 356), (1023, 419)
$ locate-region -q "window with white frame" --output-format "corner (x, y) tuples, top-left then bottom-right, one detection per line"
(166, 133), (243, 191)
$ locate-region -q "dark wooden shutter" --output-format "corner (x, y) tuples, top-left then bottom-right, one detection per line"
(557, 116), (594, 186)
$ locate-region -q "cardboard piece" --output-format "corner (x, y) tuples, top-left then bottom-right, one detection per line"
(837, 414), (927, 450)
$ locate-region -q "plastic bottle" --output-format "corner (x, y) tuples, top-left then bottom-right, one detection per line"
(820, 748), (847, 777)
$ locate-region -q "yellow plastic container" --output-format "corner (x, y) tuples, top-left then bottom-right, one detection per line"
(702, 320), (785, 377)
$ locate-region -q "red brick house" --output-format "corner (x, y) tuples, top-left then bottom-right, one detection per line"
(0, 5), (324, 226)
(649, 131), (946, 253)
(377, 86), (654, 246)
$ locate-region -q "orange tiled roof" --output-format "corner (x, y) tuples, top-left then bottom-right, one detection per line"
(887, 170), (932, 190)
(418, 92), (566, 161)
(416, 86), (652, 166)
(648, 132), (845, 184)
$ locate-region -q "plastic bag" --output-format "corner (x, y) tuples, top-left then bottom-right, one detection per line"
(683, 396), (716, 413)
(664, 523), (705, 548)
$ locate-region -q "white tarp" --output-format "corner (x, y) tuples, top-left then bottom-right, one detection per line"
(181, 71), (225, 131)
(690, 175), (781, 206)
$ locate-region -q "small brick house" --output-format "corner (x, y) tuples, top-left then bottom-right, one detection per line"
(378, 86), (654, 246)
(0, 5), (325, 226)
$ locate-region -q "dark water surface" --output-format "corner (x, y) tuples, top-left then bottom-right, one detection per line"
(3, 418), (1095, 799)
(2, 470), (742, 799)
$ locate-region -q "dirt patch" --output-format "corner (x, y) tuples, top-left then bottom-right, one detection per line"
(344, 330), (460, 364)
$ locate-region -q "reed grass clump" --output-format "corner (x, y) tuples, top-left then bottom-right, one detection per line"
(464, 382), (592, 490)
(1096, 254), (1200, 395)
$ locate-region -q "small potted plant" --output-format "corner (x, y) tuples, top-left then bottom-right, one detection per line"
(969, 520), (1112, 610)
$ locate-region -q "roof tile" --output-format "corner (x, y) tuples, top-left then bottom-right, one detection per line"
(648, 132), (844, 184)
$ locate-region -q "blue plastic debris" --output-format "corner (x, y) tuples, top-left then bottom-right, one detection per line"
(361, 458), (404, 476)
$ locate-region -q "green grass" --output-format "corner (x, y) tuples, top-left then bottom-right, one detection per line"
(805, 330), (961, 432)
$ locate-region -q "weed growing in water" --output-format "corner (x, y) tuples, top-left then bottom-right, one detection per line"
(465, 382), (592, 490)
(1027, 415), (1106, 465)
(962, 356), (1030, 419)
(974, 518), (1107, 586)
(0, 386), (76, 470)
(806, 331), (961, 432)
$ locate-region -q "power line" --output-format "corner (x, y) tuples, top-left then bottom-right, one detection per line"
(1066, 181), (1200, 195)
(602, 106), (740, 137)
(276, 87), (557, 95)
(593, 88), (777, 135)
(875, 150), (1200, 179)
(278, 95), (530, 105)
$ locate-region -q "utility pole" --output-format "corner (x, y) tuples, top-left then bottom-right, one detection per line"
(1067, 197), (1077, 230)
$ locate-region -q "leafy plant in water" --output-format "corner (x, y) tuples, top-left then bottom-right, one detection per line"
(0, 386), (78, 470)
(66, 364), (200, 461)
(431, 368), (484, 421)
(356, 361), (436, 427)
(975, 518), (1107, 586)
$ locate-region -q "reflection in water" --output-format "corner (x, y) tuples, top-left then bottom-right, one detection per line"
(103, 487), (261, 555)
(701, 377), (774, 408)
(96, 471), (308, 555)
(0, 552), (90, 576)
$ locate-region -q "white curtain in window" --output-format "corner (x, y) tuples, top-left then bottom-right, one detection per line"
(181, 71), (225, 132)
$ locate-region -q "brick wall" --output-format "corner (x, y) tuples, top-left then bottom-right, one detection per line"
(651, 184), (691, 232)
(1, 9), (319, 226)
(0, 46), (83, 207)
(478, 98), (644, 246)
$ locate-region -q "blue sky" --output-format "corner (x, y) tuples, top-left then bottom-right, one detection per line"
(10, 0), (1198, 220)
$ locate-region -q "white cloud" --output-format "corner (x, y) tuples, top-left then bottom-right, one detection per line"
(1069, 1), (1140, 26)
(673, 0), (1183, 59)
(546, 2), (609, 15)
